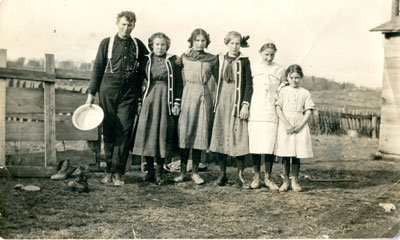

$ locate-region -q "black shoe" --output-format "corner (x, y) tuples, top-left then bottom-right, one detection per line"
(216, 175), (228, 186)
(68, 175), (88, 192)
(144, 172), (156, 183)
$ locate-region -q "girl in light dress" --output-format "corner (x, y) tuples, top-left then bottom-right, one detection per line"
(174, 28), (218, 185)
(274, 64), (314, 192)
(248, 42), (286, 190)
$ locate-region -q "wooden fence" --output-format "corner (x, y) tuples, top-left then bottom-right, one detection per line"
(309, 104), (380, 138)
(0, 49), (98, 177)
(0, 48), (382, 176)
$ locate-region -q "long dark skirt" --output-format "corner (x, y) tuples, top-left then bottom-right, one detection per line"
(132, 81), (176, 158)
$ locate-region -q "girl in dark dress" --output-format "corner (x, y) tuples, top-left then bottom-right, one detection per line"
(133, 32), (183, 185)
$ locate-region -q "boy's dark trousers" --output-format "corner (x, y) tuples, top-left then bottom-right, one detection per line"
(99, 73), (139, 175)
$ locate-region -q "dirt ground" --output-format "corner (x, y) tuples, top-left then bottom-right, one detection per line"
(1, 135), (399, 239)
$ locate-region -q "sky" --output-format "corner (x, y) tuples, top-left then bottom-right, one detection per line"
(0, 0), (392, 88)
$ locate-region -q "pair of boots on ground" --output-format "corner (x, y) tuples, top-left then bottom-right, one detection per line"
(50, 159), (88, 192)
(101, 171), (125, 187)
(214, 154), (248, 187)
(51, 159), (82, 180)
(173, 148), (205, 185)
(143, 149), (205, 185)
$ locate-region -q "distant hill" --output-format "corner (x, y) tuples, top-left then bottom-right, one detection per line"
(311, 89), (381, 110)
(301, 75), (361, 91)
(297, 75), (381, 112)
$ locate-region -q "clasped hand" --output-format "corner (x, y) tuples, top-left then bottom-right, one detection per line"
(285, 124), (304, 134)
(239, 104), (249, 119)
(172, 105), (180, 116)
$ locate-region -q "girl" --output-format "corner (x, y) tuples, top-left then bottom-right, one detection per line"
(248, 42), (285, 190)
(132, 32), (183, 185)
(274, 64), (314, 192)
(209, 31), (253, 188)
(175, 28), (218, 185)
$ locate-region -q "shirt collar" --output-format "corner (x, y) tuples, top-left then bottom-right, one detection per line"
(115, 33), (133, 42)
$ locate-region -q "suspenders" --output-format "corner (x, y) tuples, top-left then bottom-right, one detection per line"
(106, 35), (139, 73)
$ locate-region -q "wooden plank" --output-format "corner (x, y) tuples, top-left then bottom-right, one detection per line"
(0, 51), (6, 166)
(0, 67), (55, 82)
(55, 68), (91, 80)
(6, 152), (45, 166)
(314, 110), (320, 134)
(5, 121), (43, 140)
(6, 150), (96, 168)
(45, 54), (55, 74)
(56, 115), (98, 141)
(5, 116), (98, 141)
(0, 80), (6, 166)
(7, 87), (97, 115)
(5, 113), (44, 121)
(44, 82), (56, 166)
(6, 87), (44, 113)
(0, 49), (6, 67)
(55, 89), (91, 113)
(0, 166), (57, 178)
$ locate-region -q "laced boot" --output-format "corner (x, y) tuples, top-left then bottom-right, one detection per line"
(264, 174), (279, 191)
(174, 161), (188, 182)
(68, 173), (89, 192)
(216, 155), (227, 186)
(291, 177), (302, 192)
(191, 154), (205, 185)
(51, 160), (76, 180)
(101, 172), (112, 184)
(250, 155), (261, 189)
(112, 173), (124, 187)
(144, 157), (156, 183)
(279, 180), (290, 192)
(236, 158), (249, 189)
(155, 162), (164, 185)
(250, 172), (261, 189)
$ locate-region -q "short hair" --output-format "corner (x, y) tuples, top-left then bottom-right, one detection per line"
(224, 31), (242, 45)
(148, 32), (171, 52)
(259, 42), (277, 52)
(285, 64), (304, 78)
(116, 11), (136, 23)
(187, 28), (211, 48)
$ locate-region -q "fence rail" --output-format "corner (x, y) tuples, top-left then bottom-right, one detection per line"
(0, 49), (99, 177)
(0, 48), (382, 176)
(309, 105), (380, 138)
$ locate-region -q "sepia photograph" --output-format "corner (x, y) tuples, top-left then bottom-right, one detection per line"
(0, 0), (399, 238)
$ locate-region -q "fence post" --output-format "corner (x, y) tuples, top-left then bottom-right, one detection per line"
(0, 49), (6, 167)
(44, 53), (56, 166)
(372, 116), (377, 139)
(314, 110), (320, 134)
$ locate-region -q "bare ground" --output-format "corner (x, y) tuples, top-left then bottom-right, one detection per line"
(1, 135), (399, 239)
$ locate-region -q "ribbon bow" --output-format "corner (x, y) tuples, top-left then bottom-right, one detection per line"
(240, 35), (250, 48)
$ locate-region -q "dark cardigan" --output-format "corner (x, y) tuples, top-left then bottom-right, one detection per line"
(214, 53), (253, 117)
(140, 53), (183, 115)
